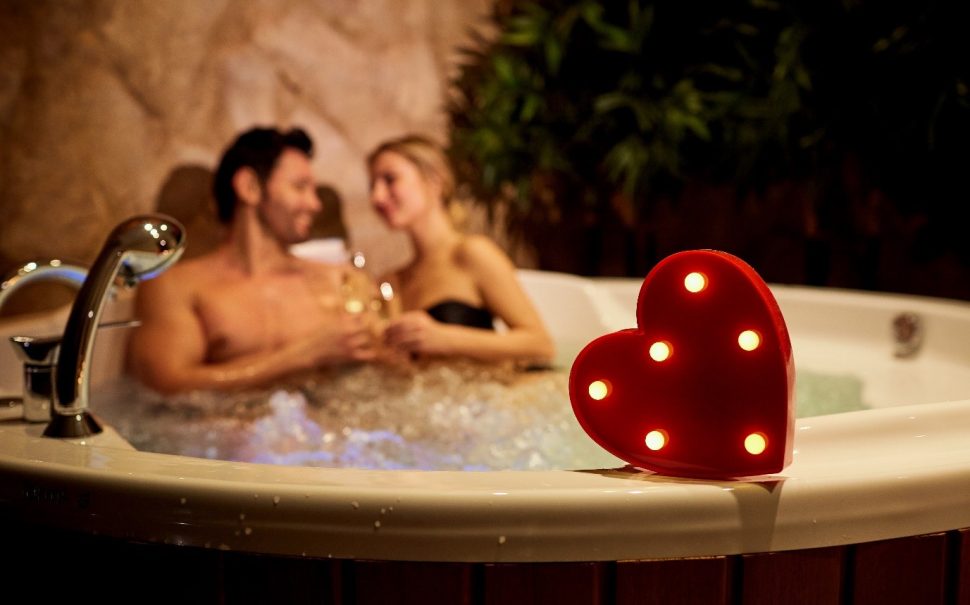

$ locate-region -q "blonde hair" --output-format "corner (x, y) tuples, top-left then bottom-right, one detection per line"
(367, 134), (456, 203)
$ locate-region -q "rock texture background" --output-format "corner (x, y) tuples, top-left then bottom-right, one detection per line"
(0, 0), (494, 312)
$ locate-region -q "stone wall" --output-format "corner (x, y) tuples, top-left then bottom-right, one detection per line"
(0, 0), (493, 310)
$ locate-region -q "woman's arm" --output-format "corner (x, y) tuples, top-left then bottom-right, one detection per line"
(461, 235), (555, 362)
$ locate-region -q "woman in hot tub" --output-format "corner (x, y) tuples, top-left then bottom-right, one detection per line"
(367, 134), (554, 365)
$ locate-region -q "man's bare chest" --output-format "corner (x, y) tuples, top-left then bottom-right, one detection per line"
(196, 274), (337, 361)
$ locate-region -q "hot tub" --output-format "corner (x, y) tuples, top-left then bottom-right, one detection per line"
(1, 270), (969, 604)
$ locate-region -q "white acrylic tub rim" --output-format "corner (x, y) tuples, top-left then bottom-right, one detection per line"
(1, 271), (969, 563)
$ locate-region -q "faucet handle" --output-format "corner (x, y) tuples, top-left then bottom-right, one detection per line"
(9, 319), (138, 364)
(10, 334), (61, 364)
(8, 320), (140, 424)
(9, 335), (60, 422)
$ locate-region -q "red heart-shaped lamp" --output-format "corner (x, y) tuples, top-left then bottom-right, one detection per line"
(569, 250), (794, 479)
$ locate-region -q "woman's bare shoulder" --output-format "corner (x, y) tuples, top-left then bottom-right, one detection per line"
(456, 234), (506, 260)
(455, 235), (514, 271)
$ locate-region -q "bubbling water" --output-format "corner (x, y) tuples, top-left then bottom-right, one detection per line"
(95, 360), (621, 471)
(94, 361), (869, 471)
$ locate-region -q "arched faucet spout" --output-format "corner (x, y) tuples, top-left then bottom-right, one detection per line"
(0, 259), (88, 313)
(45, 214), (186, 438)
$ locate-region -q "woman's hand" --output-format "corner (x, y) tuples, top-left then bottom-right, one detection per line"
(383, 311), (452, 355)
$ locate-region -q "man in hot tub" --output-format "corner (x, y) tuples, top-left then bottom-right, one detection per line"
(128, 127), (379, 393)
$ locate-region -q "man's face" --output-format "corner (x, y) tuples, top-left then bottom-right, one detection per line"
(259, 148), (322, 244)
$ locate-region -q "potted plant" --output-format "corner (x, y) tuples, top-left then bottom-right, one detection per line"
(448, 0), (970, 292)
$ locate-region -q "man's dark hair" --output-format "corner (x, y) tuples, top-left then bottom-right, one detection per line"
(212, 127), (314, 224)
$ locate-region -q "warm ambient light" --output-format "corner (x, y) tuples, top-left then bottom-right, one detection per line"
(649, 341), (672, 362)
(684, 272), (708, 293)
(744, 432), (767, 455)
(738, 330), (761, 351)
(588, 380), (610, 401)
(645, 430), (667, 451)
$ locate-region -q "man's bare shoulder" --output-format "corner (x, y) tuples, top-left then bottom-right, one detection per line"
(141, 250), (231, 296)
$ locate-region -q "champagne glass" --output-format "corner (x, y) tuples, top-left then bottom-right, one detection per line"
(343, 250), (395, 320)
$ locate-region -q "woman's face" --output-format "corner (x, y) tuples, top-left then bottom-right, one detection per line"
(369, 150), (438, 229)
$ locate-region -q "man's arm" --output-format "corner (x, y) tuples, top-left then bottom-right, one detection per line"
(126, 272), (377, 394)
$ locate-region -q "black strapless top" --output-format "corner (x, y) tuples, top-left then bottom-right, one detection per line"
(426, 300), (494, 330)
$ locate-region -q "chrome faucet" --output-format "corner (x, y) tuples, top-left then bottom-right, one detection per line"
(1, 259), (89, 422)
(9, 334), (61, 422)
(0, 258), (88, 311)
(45, 214), (185, 438)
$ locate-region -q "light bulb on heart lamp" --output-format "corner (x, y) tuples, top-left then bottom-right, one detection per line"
(569, 250), (795, 479)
